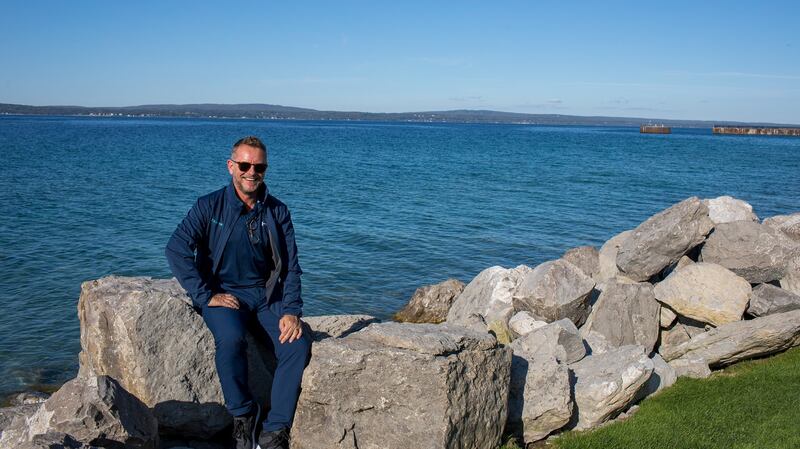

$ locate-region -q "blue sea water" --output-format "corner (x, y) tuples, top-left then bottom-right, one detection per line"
(0, 115), (798, 398)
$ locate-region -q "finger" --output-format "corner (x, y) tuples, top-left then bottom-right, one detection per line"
(289, 327), (302, 343)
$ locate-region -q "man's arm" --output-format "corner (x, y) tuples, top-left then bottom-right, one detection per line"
(278, 205), (303, 317)
(165, 200), (214, 309)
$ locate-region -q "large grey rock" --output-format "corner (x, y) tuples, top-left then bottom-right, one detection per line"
(394, 279), (465, 324)
(653, 263), (752, 326)
(617, 197), (713, 281)
(661, 310), (800, 367)
(16, 432), (96, 449)
(580, 278), (660, 352)
(763, 212), (800, 242)
(657, 318), (707, 355)
(700, 221), (800, 283)
(747, 284), (800, 317)
(780, 257), (800, 295)
(447, 265), (531, 328)
(568, 345), (654, 430)
(634, 354), (677, 402)
(291, 322), (512, 449)
(0, 376), (158, 449)
(668, 357), (711, 379)
(597, 230), (633, 283)
(77, 276), (268, 437)
(562, 246), (600, 279)
(660, 306), (678, 328)
(512, 259), (595, 326)
(508, 311), (547, 337)
(703, 196), (758, 224)
(304, 314), (379, 341)
(506, 345), (572, 444)
(0, 404), (41, 435)
(511, 319), (586, 364)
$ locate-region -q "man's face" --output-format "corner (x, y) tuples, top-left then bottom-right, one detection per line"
(227, 144), (267, 196)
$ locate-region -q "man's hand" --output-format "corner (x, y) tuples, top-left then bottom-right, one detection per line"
(208, 293), (240, 309)
(279, 314), (303, 344)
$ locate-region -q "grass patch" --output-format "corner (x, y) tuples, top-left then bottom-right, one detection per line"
(552, 347), (800, 449)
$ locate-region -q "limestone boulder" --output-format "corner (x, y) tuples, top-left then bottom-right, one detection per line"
(634, 354), (677, 402)
(511, 319), (585, 364)
(653, 263), (751, 326)
(703, 196), (758, 224)
(700, 220), (799, 283)
(304, 314), (379, 341)
(763, 212), (800, 242)
(597, 230), (633, 283)
(661, 255), (695, 279)
(580, 278), (660, 353)
(447, 265), (531, 328)
(394, 279), (465, 324)
(512, 259), (595, 326)
(747, 284), (800, 317)
(668, 357), (711, 379)
(782, 273), (800, 296)
(657, 319), (707, 355)
(617, 197), (713, 281)
(562, 246), (600, 279)
(508, 311), (547, 337)
(291, 322), (512, 449)
(568, 345), (654, 430)
(0, 376), (157, 449)
(661, 310), (800, 367)
(506, 345), (572, 444)
(77, 276), (268, 437)
(660, 306), (678, 328)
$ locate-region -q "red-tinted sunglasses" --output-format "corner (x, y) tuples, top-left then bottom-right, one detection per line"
(230, 159), (268, 173)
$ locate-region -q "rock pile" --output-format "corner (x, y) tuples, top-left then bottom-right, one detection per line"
(410, 196), (800, 446)
(2, 196), (799, 449)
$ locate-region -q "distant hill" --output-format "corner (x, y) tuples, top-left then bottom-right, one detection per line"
(0, 102), (793, 128)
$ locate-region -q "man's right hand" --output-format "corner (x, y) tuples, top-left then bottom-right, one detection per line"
(208, 293), (240, 309)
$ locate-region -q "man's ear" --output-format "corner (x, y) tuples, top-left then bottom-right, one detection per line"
(226, 160), (235, 176)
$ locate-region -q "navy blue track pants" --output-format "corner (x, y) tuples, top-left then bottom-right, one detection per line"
(201, 298), (311, 432)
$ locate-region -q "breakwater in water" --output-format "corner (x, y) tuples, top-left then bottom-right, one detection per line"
(713, 126), (800, 136)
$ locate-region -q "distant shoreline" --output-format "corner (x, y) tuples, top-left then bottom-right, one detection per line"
(2, 102), (797, 129)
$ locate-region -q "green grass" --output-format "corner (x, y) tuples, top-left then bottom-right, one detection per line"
(549, 347), (800, 449)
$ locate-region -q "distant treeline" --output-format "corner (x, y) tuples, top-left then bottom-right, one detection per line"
(0, 102), (790, 128)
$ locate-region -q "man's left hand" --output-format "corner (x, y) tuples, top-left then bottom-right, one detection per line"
(279, 314), (303, 344)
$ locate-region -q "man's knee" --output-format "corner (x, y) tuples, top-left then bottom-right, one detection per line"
(213, 327), (248, 354)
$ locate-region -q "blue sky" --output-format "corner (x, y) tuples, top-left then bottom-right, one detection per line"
(2, 1), (799, 123)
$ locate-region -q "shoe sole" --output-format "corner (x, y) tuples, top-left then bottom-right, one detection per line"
(252, 403), (261, 449)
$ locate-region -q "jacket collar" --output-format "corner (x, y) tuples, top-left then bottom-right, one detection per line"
(225, 182), (269, 212)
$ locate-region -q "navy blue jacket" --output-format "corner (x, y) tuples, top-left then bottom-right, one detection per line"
(165, 183), (303, 316)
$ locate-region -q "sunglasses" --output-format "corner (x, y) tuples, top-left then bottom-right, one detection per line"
(230, 159), (268, 173)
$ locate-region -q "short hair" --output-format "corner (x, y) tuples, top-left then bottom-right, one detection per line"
(231, 136), (267, 159)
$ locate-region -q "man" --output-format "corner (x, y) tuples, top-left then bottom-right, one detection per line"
(166, 136), (310, 449)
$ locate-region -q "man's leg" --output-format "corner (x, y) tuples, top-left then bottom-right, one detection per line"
(255, 301), (312, 432)
(202, 304), (256, 417)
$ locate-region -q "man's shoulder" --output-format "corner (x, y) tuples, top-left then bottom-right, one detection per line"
(265, 193), (291, 217)
(196, 186), (228, 206)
